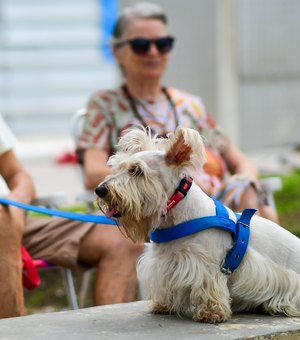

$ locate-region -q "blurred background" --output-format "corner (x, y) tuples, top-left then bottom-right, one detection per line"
(1, 0), (300, 149)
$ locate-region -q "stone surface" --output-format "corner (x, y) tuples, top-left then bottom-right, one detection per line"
(1, 301), (300, 340)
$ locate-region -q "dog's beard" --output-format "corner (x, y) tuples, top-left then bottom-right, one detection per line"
(121, 216), (151, 243)
(97, 199), (151, 242)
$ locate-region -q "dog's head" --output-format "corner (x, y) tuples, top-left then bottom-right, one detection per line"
(95, 126), (206, 242)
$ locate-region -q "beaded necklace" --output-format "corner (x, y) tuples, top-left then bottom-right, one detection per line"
(122, 84), (179, 137)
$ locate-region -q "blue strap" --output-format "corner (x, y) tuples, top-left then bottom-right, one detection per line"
(150, 197), (238, 243)
(213, 197), (229, 218)
(221, 208), (256, 275)
(149, 215), (237, 243)
(0, 198), (116, 225)
(149, 197), (256, 274)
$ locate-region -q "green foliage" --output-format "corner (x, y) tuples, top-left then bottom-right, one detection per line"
(275, 170), (300, 237)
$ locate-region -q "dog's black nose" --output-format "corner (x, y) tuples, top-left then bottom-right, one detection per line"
(95, 184), (108, 198)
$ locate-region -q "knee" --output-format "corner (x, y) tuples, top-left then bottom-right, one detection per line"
(259, 205), (279, 223)
(238, 186), (260, 211)
(102, 236), (143, 259)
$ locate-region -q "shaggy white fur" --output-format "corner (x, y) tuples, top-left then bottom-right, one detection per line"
(96, 126), (300, 323)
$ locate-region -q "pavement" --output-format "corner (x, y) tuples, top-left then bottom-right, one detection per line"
(1, 301), (300, 340)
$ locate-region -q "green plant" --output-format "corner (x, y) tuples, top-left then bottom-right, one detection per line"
(274, 170), (300, 237)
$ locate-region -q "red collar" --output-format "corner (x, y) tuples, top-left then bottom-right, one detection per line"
(166, 177), (193, 212)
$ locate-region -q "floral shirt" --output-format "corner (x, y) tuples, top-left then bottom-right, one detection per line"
(78, 86), (229, 172)
(77, 86), (262, 207)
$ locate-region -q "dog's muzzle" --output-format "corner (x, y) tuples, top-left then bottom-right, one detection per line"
(95, 183), (122, 218)
(95, 183), (108, 198)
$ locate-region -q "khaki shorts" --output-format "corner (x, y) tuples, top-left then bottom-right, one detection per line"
(23, 216), (96, 271)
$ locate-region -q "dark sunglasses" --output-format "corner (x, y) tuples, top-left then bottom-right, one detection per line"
(116, 36), (175, 55)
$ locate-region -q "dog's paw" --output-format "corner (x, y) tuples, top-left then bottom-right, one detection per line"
(151, 302), (173, 315)
(193, 307), (231, 323)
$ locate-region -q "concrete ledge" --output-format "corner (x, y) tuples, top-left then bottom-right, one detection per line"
(1, 301), (300, 339)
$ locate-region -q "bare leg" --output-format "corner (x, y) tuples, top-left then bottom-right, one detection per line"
(0, 207), (24, 318)
(259, 205), (279, 224)
(78, 224), (143, 305)
(235, 186), (279, 223)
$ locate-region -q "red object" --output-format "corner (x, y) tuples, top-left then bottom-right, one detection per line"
(166, 177), (193, 212)
(56, 151), (78, 164)
(21, 245), (41, 290)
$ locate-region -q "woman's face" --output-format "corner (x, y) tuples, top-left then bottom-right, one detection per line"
(114, 18), (171, 81)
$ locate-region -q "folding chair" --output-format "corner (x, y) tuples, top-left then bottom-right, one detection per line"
(29, 192), (79, 310)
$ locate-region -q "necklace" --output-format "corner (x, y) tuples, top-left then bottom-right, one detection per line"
(122, 84), (179, 137)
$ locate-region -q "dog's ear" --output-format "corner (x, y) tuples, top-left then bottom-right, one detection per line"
(165, 127), (206, 170)
(116, 126), (155, 154)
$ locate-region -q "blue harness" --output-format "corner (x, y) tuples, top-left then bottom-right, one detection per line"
(150, 198), (256, 275)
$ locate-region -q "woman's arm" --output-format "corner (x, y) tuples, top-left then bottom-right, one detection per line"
(0, 150), (36, 203)
(221, 140), (259, 183)
(83, 148), (113, 190)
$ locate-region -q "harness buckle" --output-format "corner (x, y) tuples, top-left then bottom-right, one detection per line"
(221, 267), (232, 275)
(238, 221), (250, 228)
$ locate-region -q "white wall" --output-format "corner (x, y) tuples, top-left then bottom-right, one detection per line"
(0, 0), (119, 135)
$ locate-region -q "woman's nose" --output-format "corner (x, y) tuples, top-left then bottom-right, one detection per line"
(148, 42), (160, 55)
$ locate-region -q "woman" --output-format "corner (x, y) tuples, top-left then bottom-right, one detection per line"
(77, 2), (278, 222)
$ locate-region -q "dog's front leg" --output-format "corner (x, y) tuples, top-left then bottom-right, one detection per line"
(151, 302), (173, 315)
(192, 272), (232, 323)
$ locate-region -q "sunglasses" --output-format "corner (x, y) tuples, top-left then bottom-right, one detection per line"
(116, 36), (175, 55)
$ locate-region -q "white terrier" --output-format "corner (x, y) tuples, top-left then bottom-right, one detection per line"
(95, 126), (300, 323)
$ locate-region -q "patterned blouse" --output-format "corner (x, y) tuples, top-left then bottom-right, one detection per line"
(77, 86), (263, 207)
(77, 86), (229, 178)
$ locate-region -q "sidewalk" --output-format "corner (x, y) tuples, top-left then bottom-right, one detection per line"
(1, 301), (300, 339)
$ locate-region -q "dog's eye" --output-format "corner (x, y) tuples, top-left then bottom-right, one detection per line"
(128, 165), (143, 177)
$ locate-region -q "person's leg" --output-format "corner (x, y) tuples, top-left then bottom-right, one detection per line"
(23, 216), (144, 305)
(237, 186), (279, 223)
(259, 205), (279, 224)
(78, 224), (143, 305)
(0, 208), (24, 318)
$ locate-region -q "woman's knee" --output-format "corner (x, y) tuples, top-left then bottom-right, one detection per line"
(79, 224), (143, 264)
(238, 186), (260, 211)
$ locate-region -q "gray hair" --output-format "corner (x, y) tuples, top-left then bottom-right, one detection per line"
(112, 2), (168, 42)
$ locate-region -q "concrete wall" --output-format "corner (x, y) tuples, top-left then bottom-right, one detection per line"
(237, 0), (300, 149)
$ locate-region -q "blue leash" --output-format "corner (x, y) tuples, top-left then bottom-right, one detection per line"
(0, 197), (116, 225)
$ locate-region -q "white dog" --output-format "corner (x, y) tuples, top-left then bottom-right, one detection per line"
(95, 126), (300, 323)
